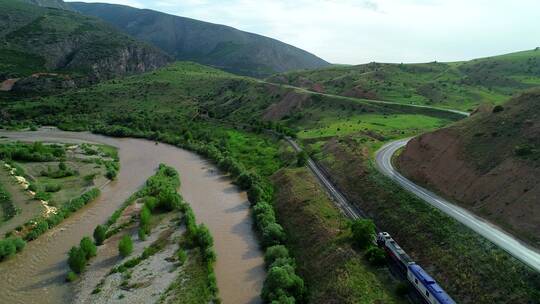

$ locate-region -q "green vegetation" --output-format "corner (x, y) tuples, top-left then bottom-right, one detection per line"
(308, 133), (540, 303)
(271, 167), (404, 303)
(269, 49), (540, 111)
(350, 219), (376, 249)
(67, 235), (98, 277)
(298, 113), (449, 140)
(68, 246), (87, 274)
(0, 140), (116, 252)
(0, 237), (25, 260)
(118, 235), (133, 258)
(0, 182), (16, 221)
(93, 224), (106, 246)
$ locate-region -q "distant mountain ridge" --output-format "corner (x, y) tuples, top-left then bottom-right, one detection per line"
(68, 2), (330, 77)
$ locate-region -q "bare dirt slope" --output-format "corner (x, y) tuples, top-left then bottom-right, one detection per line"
(398, 89), (540, 247)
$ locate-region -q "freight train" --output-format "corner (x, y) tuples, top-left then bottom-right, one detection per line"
(377, 232), (456, 304)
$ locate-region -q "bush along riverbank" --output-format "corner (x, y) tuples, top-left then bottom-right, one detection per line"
(69, 164), (219, 304)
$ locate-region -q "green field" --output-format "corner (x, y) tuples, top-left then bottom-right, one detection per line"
(298, 113), (450, 140)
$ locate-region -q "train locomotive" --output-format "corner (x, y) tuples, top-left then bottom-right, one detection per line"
(377, 232), (456, 304)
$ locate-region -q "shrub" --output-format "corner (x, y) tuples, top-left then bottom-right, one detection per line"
(196, 225), (213, 248)
(157, 190), (181, 211)
(118, 235), (133, 257)
(296, 151), (308, 167)
(261, 222), (286, 247)
(66, 271), (78, 282)
(351, 219), (375, 249)
(492, 105), (504, 113)
(264, 245), (289, 266)
(93, 225), (106, 245)
(68, 246), (87, 274)
(44, 183), (61, 192)
(177, 249), (187, 265)
(143, 196), (158, 211)
(365, 246), (386, 266)
(140, 206), (151, 233)
(138, 228), (146, 241)
(0, 239), (17, 260)
(262, 264), (304, 302)
(80, 236), (97, 259)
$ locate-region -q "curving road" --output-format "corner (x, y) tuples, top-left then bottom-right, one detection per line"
(375, 138), (540, 272)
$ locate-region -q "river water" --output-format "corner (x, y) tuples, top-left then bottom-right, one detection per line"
(0, 128), (264, 304)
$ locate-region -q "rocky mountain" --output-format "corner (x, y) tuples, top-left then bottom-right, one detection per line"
(0, 0), (170, 92)
(69, 2), (330, 78)
(398, 89), (540, 247)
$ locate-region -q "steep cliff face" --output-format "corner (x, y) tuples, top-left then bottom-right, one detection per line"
(0, 0), (170, 91)
(398, 90), (540, 246)
(70, 2), (330, 78)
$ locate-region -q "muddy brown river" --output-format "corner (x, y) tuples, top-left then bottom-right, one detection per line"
(0, 128), (264, 304)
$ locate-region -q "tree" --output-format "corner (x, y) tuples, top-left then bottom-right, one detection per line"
(262, 222), (286, 247)
(93, 225), (106, 246)
(80, 236), (97, 259)
(262, 264), (304, 302)
(68, 246), (87, 274)
(157, 190), (181, 211)
(264, 245), (289, 266)
(296, 151), (309, 167)
(351, 219), (375, 249)
(365, 246), (386, 266)
(118, 235), (133, 257)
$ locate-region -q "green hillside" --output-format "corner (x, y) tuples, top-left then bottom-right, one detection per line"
(268, 49), (540, 111)
(0, 0), (169, 91)
(69, 1), (330, 78)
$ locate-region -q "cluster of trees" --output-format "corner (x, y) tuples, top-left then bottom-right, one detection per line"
(350, 219), (386, 266)
(0, 142), (65, 162)
(104, 160), (119, 180)
(262, 245), (304, 303)
(0, 237), (25, 260)
(67, 236), (97, 280)
(40, 162), (77, 178)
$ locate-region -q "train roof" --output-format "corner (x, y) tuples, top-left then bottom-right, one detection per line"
(408, 264), (456, 304)
(386, 239), (414, 264)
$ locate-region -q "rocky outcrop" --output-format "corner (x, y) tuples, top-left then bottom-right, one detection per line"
(0, 0), (171, 92)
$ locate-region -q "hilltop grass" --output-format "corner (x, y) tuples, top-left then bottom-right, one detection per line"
(268, 48), (540, 111)
(298, 113), (450, 140)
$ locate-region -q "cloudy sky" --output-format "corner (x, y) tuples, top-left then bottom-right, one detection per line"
(67, 0), (540, 64)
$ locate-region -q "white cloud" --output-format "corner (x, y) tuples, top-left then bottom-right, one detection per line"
(67, 0), (540, 64)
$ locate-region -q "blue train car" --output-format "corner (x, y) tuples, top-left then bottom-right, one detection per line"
(407, 264), (456, 304)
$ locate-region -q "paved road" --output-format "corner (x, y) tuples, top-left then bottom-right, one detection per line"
(375, 138), (540, 272)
